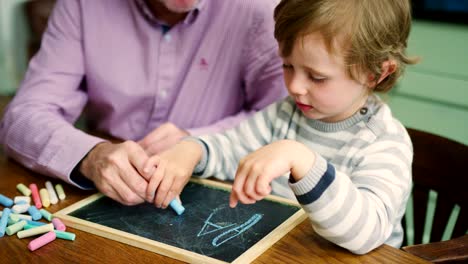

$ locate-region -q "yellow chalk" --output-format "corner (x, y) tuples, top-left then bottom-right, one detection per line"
(39, 189), (50, 208)
(17, 223), (54, 239)
(55, 184), (66, 200)
(16, 183), (31, 196)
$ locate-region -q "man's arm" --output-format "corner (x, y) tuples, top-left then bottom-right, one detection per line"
(0, 0), (106, 188)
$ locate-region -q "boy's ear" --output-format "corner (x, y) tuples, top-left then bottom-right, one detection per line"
(367, 60), (397, 88)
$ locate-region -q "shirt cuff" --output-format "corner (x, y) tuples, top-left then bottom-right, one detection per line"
(45, 128), (107, 189)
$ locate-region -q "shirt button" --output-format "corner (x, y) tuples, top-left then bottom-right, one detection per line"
(159, 89), (168, 98)
(360, 107), (368, 115)
(164, 34), (171, 42)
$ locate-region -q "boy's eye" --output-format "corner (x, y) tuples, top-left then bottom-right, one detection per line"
(282, 63), (293, 69)
(308, 74), (326, 83)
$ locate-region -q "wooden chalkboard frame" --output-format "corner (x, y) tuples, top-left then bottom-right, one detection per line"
(54, 179), (307, 263)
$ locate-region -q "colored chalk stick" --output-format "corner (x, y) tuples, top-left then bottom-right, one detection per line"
(6, 220), (27, 236)
(169, 199), (185, 215)
(8, 214), (20, 223)
(7, 217), (18, 226)
(54, 230), (76, 241)
(29, 184), (42, 209)
(26, 220), (47, 226)
(0, 194), (13, 207)
(0, 211), (30, 221)
(12, 203), (30, 214)
(17, 223), (54, 239)
(16, 183), (31, 196)
(28, 231), (56, 251)
(14, 196), (31, 204)
(10, 213), (32, 221)
(55, 184), (66, 200)
(52, 218), (66, 231)
(28, 205), (42, 221)
(45, 181), (59, 205)
(39, 209), (53, 221)
(0, 208), (12, 237)
(39, 188), (50, 208)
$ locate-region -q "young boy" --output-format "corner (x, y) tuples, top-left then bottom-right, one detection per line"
(143, 0), (418, 254)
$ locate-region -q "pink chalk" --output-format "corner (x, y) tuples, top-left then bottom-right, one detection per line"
(52, 218), (66, 231)
(29, 184), (42, 209)
(28, 231), (56, 251)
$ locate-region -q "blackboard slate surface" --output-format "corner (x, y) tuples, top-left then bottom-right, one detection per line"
(58, 180), (305, 263)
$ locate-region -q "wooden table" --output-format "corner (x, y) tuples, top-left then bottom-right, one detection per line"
(0, 152), (428, 263)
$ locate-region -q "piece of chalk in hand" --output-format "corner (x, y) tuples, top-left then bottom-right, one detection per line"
(169, 199), (185, 215)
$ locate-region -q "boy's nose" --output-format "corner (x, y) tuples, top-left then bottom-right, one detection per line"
(287, 75), (308, 96)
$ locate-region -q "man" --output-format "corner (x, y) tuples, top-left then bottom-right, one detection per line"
(0, 0), (285, 205)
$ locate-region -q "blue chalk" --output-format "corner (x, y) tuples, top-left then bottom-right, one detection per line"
(0, 208), (11, 237)
(25, 219), (47, 226)
(169, 199), (185, 215)
(28, 205), (42, 221)
(0, 194), (13, 207)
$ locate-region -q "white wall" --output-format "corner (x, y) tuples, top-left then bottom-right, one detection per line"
(0, 0), (32, 95)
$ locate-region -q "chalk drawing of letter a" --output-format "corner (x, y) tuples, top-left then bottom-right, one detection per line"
(211, 213), (263, 247)
(197, 211), (236, 237)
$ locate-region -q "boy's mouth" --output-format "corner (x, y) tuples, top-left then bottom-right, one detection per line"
(296, 101), (313, 112)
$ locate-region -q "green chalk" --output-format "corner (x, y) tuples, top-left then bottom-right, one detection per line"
(54, 230), (76, 241)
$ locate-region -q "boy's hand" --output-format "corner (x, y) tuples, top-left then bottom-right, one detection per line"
(144, 140), (203, 208)
(230, 140), (315, 208)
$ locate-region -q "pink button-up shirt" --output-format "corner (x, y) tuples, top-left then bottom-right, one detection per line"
(0, 0), (286, 188)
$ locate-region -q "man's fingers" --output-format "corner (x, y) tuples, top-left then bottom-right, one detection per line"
(139, 124), (172, 148)
(125, 141), (153, 180)
(144, 141), (169, 156)
(100, 174), (144, 206)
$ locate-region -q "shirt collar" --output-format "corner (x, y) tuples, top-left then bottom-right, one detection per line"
(135, 0), (204, 26)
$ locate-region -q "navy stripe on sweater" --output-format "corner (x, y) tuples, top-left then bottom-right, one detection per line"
(296, 163), (335, 204)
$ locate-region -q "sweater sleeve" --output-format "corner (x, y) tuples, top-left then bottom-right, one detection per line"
(194, 100), (284, 180)
(289, 135), (412, 254)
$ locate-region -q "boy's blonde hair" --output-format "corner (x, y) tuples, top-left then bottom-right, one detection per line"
(274, 0), (419, 92)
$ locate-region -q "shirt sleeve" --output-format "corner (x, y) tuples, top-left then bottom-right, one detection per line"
(0, 0), (105, 189)
(289, 136), (413, 254)
(187, 1), (286, 136)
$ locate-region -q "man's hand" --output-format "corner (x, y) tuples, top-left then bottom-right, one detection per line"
(79, 141), (153, 205)
(138, 122), (189, 156)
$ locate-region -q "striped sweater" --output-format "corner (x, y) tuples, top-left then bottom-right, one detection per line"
(192, 95), (413, 254)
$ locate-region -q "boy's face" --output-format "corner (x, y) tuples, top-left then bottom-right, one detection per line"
(281, 33), (370, 123)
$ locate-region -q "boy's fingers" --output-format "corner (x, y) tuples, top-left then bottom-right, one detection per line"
(154, 176), (174, 208)
(146, 161), (166, 202)
(232, 167), (250, 205)
(229, 192), (239, 208)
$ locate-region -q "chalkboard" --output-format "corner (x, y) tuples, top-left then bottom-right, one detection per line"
(54, 179), (306, 263)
